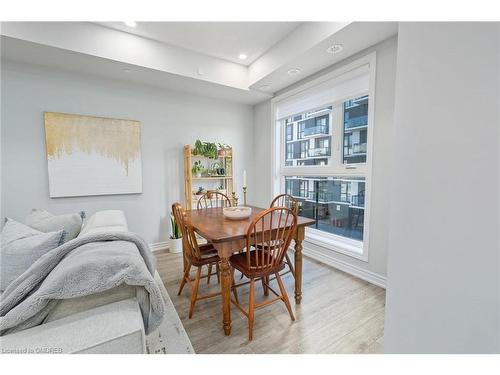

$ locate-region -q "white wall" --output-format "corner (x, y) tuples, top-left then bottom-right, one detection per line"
(1, 61), (254, 244)
(252, 100), (273, 208)
(384, 23), (500, 353)
(251, 36), (398, 283)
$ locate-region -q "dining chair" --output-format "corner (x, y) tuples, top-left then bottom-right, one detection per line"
(172, 203), (221, 318)
(196, 190), (232, 210)
(269, 194), (299, 279)
(195, 190), (231, 283)
(230, 206), (297, 341)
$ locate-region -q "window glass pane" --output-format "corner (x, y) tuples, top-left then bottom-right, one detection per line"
(283, 107), (332, 167)
(343, 95), (368, 164)
(284, 176), (365, 241)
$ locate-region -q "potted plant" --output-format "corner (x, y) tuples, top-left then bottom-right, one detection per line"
(169, 214), (183, 253)
(217, 143), (231, 157)
(192, 160), (203, 178)
(194, 186), (205, 198)
(192, 140), (218, 159)
(204, 142), (218, 159)
(192, 139), (204, 156)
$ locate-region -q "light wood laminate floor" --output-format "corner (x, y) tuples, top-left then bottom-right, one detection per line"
(156, 251), (385, 354)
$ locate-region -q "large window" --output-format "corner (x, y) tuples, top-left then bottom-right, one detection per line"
(273, 57), (374, 258)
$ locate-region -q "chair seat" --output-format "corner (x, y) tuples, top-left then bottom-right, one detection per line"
(199, 243), (218, 255)
(189, 243), (220, 266)
(230, 250), (285, 278)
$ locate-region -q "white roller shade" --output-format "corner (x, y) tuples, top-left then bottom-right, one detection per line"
(275, 64), (370, 120)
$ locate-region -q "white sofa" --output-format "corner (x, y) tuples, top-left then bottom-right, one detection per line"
(1, 210), (161, 354)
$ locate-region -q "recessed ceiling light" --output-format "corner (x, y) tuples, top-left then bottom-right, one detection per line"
(287, 68), (301, 76)
(259, 84), (271, 91)
(124, 21), (137, 28)
(326, 44), (343, 55)
(238, 53), (248, 60)
(122, 68), (132, 73)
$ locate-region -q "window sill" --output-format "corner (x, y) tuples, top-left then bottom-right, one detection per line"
(303, 228), (368, 262)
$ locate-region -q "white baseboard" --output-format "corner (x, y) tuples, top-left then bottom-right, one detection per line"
(149, 241), (169, 252)
(301, 246), (387, 289)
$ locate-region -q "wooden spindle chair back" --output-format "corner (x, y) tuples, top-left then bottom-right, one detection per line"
(245, 206), (297, 274)
(172, 202), (203, 261)
(196, 191), (232, 210)
(270, 193), (299, 215)
(172, 203), (221, 318)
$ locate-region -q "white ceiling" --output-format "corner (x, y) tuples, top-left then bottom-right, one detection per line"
(1, 22), (398, 105)
(0, 36), (272, 105)
(96, 22), (302, 66)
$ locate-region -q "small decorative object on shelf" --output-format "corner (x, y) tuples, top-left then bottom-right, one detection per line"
(211, 161), (225, 176)
(216, 184), (227, 196)
(184, 142), (234, 210)
(195, 186), (205, 196)
(217, 143), (231, 158)
(192, 160), (203, 178)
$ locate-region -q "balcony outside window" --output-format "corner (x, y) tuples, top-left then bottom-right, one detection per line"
(307, 147), (331, 157)
(298, 114), (330, 139)
(344, 115), (368, 129)
(284, 176), (366, 241)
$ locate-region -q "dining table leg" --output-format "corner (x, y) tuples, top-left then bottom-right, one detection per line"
(294, 226), (305, 304)
(220, 255), (232, 335)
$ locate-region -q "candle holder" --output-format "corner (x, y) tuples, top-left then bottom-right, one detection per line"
(242, 187), (247, 206)
(231, 191), (239, 206)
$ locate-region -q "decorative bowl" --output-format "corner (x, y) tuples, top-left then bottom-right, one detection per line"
(223, 206), (252, 220)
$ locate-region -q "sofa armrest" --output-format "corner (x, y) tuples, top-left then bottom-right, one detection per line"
(0, 299), (145, 354)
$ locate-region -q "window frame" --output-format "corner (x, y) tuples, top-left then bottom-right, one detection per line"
(270, 52), (377, 262)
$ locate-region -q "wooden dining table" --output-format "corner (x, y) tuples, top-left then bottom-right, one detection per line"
(184, 205), (315, 336)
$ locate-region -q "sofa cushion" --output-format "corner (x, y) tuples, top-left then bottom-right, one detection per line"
(44, 283), (137, 323)
(78, 210), (128, 237)
(26, 209), (85, 243)
(0, 299), (146, 354)
(0, 218), (65, 291)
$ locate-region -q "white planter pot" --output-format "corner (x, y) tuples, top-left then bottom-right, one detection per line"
(169, 238), (183, 253)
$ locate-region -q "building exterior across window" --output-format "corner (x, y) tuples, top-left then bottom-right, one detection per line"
(343, 95), (368, 164)
(284, 107), (332, 167)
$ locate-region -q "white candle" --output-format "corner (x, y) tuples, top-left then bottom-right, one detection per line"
(243, 170), (247, 188)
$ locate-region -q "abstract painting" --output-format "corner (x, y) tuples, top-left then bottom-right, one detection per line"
(44, 112), (142, 197)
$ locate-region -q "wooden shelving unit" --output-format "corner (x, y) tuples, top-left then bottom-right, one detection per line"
(183, 144), (235, 210)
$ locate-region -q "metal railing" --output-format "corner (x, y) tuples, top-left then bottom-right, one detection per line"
(307, 147), (331, 157)
(351, 194), (365, 207)
(299, 125), (328, 138)
(344, 143), (367, 156)
(344, 115), (368, 129)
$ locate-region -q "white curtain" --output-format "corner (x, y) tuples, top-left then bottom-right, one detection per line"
(275, 64), (370, 120)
